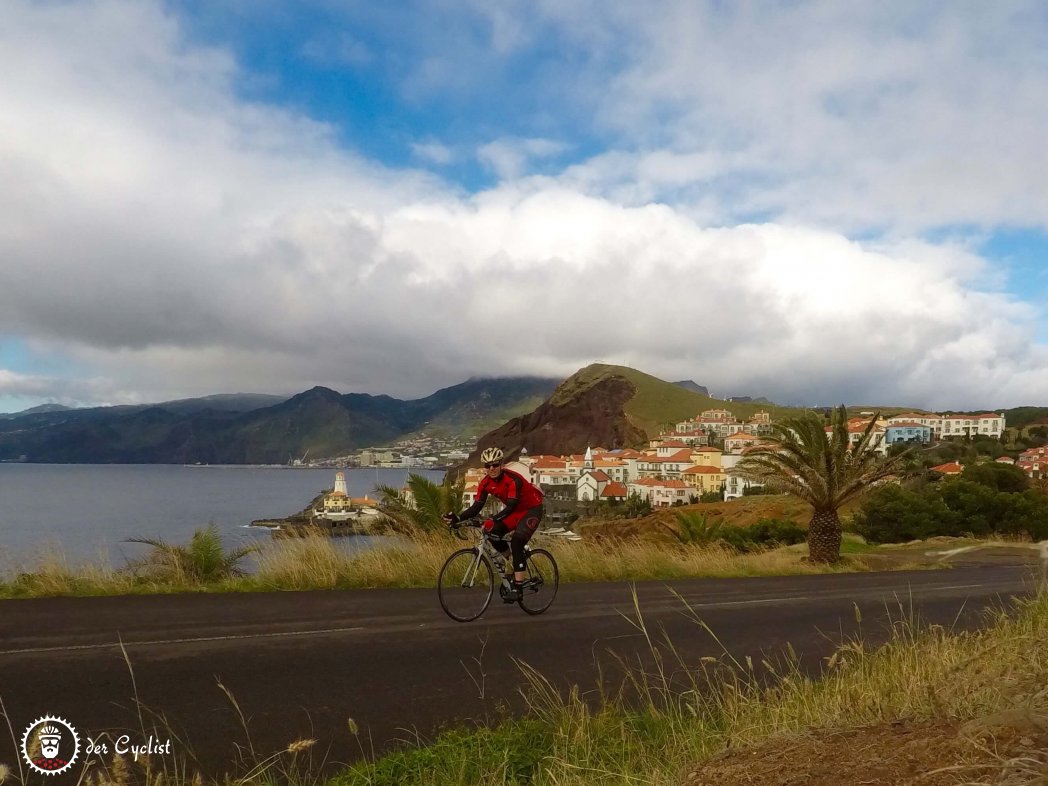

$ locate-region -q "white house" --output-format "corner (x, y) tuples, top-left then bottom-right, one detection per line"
(723, 470), (765, 500)
(577, 470), (611, 502)
(628, 477), (690, 507)
(939, 413), (1006, 439)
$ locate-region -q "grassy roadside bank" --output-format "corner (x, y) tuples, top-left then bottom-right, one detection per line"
(16, 586), (1044, 786)
(0, 529), (892, 598)
(331, 587), (1048, 786)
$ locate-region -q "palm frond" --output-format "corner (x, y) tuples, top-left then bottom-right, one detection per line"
(738, 405), (910, 517)
(124, 524), (257, 583)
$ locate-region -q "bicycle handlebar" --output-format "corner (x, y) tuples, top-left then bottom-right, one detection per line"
(448, 517), (479, 540)
(448, 518), (511, 543)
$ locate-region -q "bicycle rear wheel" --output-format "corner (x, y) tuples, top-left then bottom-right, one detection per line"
(438, 548), (494, 622)
(518, 548), (558, 615)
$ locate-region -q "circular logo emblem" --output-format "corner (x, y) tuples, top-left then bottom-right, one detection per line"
(21, 716), (80, 776)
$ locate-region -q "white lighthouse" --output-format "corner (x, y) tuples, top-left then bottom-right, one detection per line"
(334, 471), (348, 496)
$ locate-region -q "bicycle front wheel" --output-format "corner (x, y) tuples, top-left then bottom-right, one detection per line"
(438, 548), (494, 622)
(518, 548), (559, 615)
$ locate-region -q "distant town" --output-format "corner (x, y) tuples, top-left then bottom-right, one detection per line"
(304, 408), (1048, 517)
(297, 432), (476, 470)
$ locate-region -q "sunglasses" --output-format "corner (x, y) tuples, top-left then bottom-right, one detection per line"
(484, 462), (502, 469)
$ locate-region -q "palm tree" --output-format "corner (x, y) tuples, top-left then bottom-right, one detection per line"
(376, 472), (465, 532)
(736, 405), (910, 563)
(125, 524), (259, 584)
(663, 510), (724, 545)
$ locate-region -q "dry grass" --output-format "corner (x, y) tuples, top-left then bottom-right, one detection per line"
(251, 530), (448, 589)
(510, 587), (1048, 786)
(1, 527), (898, 597)
(248, 530), (860, 592)
(0, 550), (142, 596)
(332, 584), (1047, 786)
(548, 535), (859, 581)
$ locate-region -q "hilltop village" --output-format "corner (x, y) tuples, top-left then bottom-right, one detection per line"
(285, 402), (1048, 540)
(298, 405), (1048, 530)
(458, 408), (1019, 509)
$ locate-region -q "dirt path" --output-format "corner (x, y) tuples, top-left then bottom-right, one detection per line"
(681, 713), (1048, 786)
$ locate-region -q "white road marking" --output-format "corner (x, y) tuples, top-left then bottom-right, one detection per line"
(694, 596), (811, 607)
(0, 625), (366, 656)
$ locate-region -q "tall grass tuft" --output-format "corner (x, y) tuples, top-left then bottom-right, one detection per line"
(251, 530), (452, 590)
(0, 550), (141, 597)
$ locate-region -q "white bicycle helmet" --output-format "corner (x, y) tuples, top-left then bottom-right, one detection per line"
(480, 446), (504, 465)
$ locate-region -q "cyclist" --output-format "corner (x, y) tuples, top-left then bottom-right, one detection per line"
(443, 446), (544, 601)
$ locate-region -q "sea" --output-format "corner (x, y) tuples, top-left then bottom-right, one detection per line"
(0, 464), (445, 569)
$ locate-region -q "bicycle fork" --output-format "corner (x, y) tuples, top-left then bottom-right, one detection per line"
(460, 549), (486, 588)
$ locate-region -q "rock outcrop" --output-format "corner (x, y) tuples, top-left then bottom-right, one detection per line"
(465, 375), (647, 463)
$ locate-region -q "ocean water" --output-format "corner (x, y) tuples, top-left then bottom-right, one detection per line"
(0, 464), (443, 568)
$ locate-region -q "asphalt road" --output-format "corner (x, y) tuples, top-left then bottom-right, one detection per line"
(0, 562), (1041, 777)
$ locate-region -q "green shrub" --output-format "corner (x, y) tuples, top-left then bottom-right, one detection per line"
(960, 462), (1029, 493)
(855, 478), (1048, 543)
(715, 519), (807, 553)
(852, 485), (959, 543)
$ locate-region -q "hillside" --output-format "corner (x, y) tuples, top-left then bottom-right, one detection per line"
(576, 496), (817, 540)
(465, 363), (812, 463)
(0, 376), (559, 464)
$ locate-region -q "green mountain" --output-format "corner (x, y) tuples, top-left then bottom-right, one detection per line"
(0, 378), (559, 464)
(464, 363), (810, 463)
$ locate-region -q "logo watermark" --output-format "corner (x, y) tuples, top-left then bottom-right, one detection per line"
(21, 716), (80, 775)
(21, 716), (177, 775)
(85, 735), (173, 761)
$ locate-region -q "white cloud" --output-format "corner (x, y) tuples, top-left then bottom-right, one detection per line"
(410, 141), (455, 165)
(482, 2), (1048, 232)
(1, 0), (1047, 412)
(0, 369), (123, 408)
(477, 137), (569, 180)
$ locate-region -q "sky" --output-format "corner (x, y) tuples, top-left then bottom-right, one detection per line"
(2, 0), (1048, 414)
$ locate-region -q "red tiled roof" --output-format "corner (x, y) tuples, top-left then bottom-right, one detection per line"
(931, 462), (963, 474)
(887, 421), (928, 428)
(601, 482), (628, 498)
(682, 465), (723, 474)
(633, 478), (688, 488)
(646, 452), (693, 464)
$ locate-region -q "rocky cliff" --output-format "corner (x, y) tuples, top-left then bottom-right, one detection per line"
(468, 374), (648, 462)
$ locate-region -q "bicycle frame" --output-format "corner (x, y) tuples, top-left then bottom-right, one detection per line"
(456, 527), (515, 586)
(438, 518), (558, 621)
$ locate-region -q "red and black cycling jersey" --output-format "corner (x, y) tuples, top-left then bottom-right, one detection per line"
(460, 467), (544, 527)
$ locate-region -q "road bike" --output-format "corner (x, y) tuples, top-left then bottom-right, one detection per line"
(437, 519), (559, 622)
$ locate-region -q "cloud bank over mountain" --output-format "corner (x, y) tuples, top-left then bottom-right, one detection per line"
(2, 0), (1047, 411)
